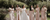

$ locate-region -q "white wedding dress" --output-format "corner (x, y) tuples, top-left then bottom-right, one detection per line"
(20, 8), (30, 20)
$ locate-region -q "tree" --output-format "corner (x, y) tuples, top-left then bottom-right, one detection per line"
(0, 0), (28, 20)
(0, 0), (28, 8)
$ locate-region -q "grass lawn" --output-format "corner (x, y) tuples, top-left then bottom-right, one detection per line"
(48, 13), (50, 15)
(47, 17), (50, 20)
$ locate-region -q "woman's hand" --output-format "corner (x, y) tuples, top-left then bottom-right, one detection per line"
(27, 13), (29, 16)
(8, 9), (10, 12)
(19, 8), (22, 12)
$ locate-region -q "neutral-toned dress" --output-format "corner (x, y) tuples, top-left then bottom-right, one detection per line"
(16, 7), (21, 20)
(35, 7), (40, 20)
(29, 8), (34, 20)
(41, 8), (45, 20)
(9, 8), (15, 20)
(29, 11), (34, 20)
(44, 7), (47, 20)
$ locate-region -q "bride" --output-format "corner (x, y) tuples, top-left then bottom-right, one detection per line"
(19, 5), (30, 20)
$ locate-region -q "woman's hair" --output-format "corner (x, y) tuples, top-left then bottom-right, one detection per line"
(16, 4), (19, 7)
(22, 5), (24, 8)
(44, 5), (46, 7)
(29, 5), (33, 11)
(36, 5), (37, 7)
(36, 4), (39, 7)
(11, 5), (14, 8)
(31, 5), (33, 7)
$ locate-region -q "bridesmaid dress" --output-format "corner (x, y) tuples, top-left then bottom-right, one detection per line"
(20, 8), (30, 20)
(41, 8), (45, 20)
(29, 8), (34, 20)
(9, 8), (15, 20)
(44, 7), (47, 20)
(35, 7), (40, 20)
(16, 7), (21, 20)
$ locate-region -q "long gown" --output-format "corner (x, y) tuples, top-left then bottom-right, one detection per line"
(29, 8), (34, 20)
(44, 7), (47, 20)
(29, 11), (34, 20)
(20, 8), (30, 20)
(41, 8), (45, 20)
(35, 7), (40, 20)
(16, 7), (21, 20)
(9, 8), (15, 20)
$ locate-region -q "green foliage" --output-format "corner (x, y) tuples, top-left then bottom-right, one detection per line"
(0, 0), (28, 8)
(28, 1), (38, 8)
(13, 1), (28, 7)
(29, 1), (38, 5)
(37, 1), (50, 12)
(47, 17), (50, 20)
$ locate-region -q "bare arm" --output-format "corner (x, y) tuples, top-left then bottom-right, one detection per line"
(35, 8), (37, 12)
(8, 8), (11, 12)
(19, 8), (22, 12)
(8, 10), (10, 12)
(33, 9), (34, 13)
(25, 10), (27, 13)
(26, 10), (30, 16)
(16, 8), (17, 11)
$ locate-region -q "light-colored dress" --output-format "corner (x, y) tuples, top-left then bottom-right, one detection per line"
(41, 8), (45, 20)
(16, 7), (21, 20)
(20, 8), (30, 20)
(29, 11), (34, 20)
(44, 7), (47, 20)
(29, 8), (34, 20)
(35, 7), (40, 20)
(9, 8), (15, 20)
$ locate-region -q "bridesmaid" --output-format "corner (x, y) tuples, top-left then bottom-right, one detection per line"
(41, 6), (45, 20)
(16, 5), (21, 20)
(44, 5), (47, 20)
(35, 5), (40, 20)
(29, 5), (34, 20)
(9, 5), (15, 20)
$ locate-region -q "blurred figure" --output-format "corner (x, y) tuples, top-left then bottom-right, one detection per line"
(35, 5), (40, 20)
(9, 5), (15, 20)
(20, 5), (30, 20)
(16, 5), (21, 20)
(41, 6), (45, 20)
(44, 5), (47, 20)
(29, 5), (34, 20)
